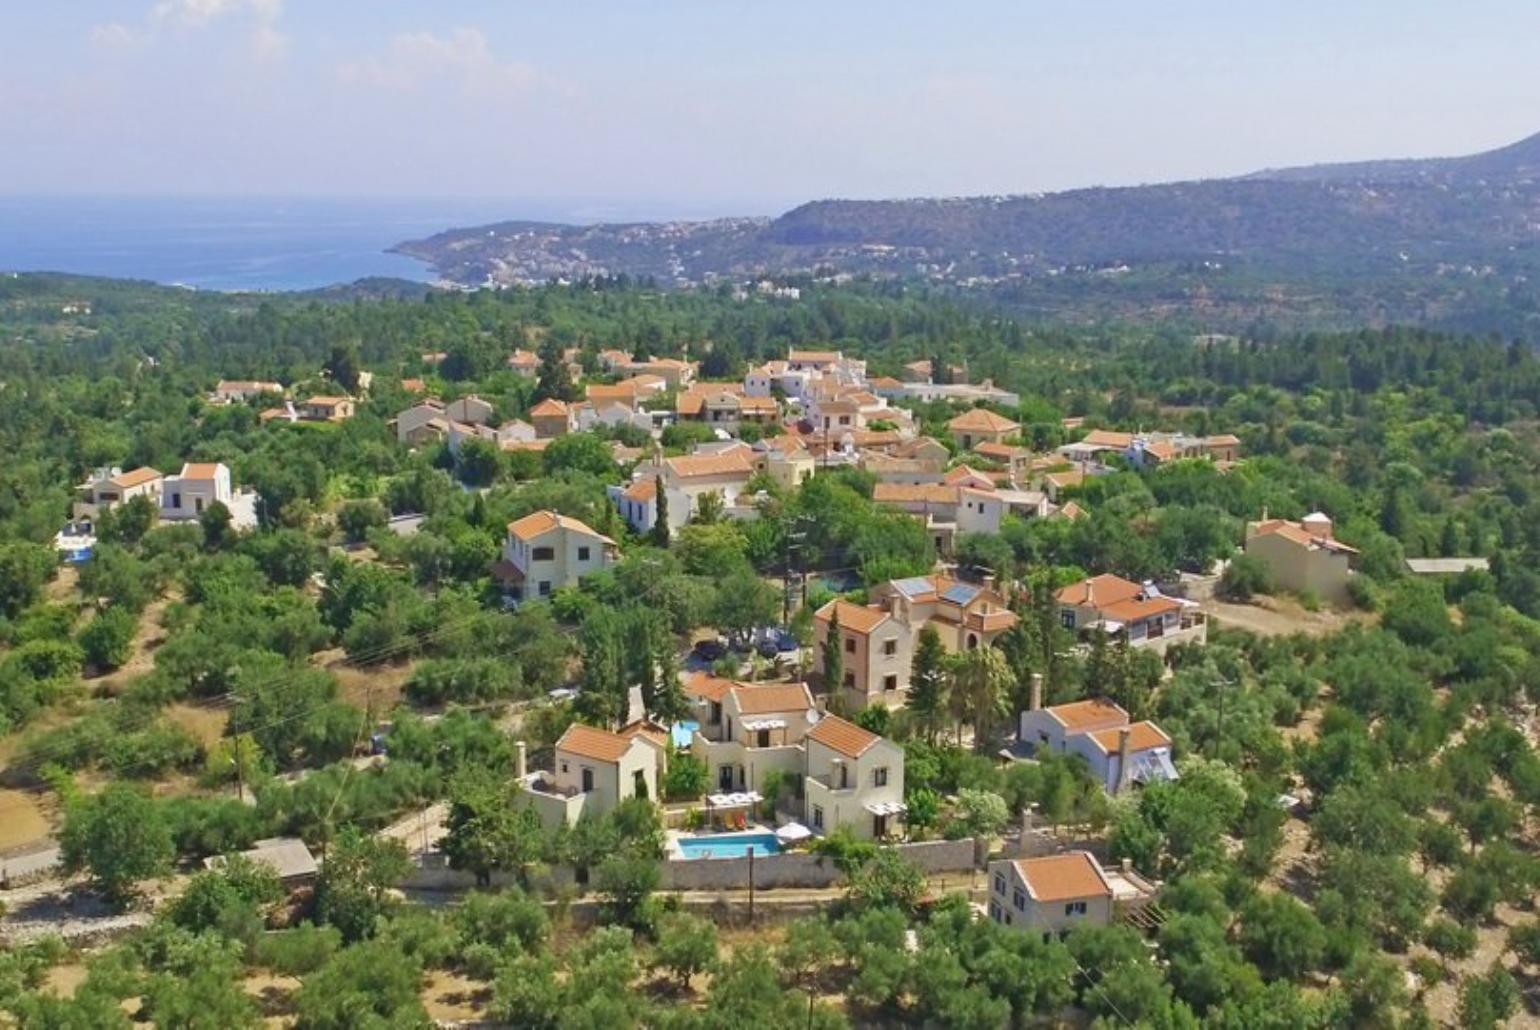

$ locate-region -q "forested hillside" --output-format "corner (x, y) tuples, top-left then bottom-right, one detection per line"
(0, 274), (1538, 1026)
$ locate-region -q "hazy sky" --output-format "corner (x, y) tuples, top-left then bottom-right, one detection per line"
(5, 1), (1540, 217)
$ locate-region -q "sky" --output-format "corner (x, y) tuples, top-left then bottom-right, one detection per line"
(4, 1), (1540, 219)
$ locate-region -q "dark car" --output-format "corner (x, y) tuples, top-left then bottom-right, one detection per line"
(755, 628), (800, 658)
(692, 638), (729, 662)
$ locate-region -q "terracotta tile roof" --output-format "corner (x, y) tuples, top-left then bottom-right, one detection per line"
(872, 483), (958, 506)
(1140, 440), (1178, 461)
(111, 466), (162, 489)
(683, 671), (735, 703)
(1045, 470), (1086, 489)
(813, 599), (891, 636)
(304, 395), (350, 407)
(400, 378), (427, 392)
(948, 408), (1020, 433)
(1082, 429), (1134, 449)
(1056, 573), (1142, 609)
(944, 464), (994, 486)
(178, 462), (223, 480)
(502, 438), (552, 452)
(788, 350), (841, 363)
(730, 682), (815, 715)
(974, 441), (1030, 460)
(868, 376), (904, 389)
(806, 715), (881, 758)
(1088, 720), (1172, 754)
(1043, 699), (1129, 732)
(1013, 852), (1113, 902)
(557, 723), (634, 763)
(664, 451), (755, 480)
(905, 359), (932, 374)
(529, 398), (569, 417)
(1057, 501), (1086, 520)
(622, 478), (657, 502)
(1098, 595), (1183, 622)
(1205, 433), (1241, 446)
(507, 509), (612, 544)
(618, 719), (670, 747)
(965, 609), (1019, 633)
(585, 382), (647, 405)
(508, 349), (540, 367)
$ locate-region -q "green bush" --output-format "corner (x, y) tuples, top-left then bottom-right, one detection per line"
(252, 925), (343, 976)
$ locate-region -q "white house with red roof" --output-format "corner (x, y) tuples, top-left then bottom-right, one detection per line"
(1055, 573), (1206, 653)
(987, 852), (1116, 935)
(518, 723), (661, 829)
(74, 465), (164, 520)
(1017, 685), (1179, 794)
(497, 510), (617, 602)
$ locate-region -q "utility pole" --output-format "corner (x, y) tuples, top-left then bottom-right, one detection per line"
(747, 844), (756, 923)
(1212, 675), (1235, 757)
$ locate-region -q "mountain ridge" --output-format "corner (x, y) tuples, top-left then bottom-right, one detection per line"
(395, 131), (1540, 334)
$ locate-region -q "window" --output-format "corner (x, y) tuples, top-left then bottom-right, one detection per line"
(577, 546), (591, 561)
(993, 874), (1006, 895)
(1065, 901), (1087, 916)
(538, 580), (552, 597)
(839, 765), (850, 789)
(560, 761), (568, 774)
(844, 636), (856, 654)
(756, 729), (770, 748)
(882, 638), (897, 657)
(883, 674), (898, 692)
(532, 546), (555, 561)
(988, 902), (1001, 921)
(873, 767), (888, 787)
(842, 672), (855, 688)
(1013, 890), (1026, 912)
(812, 805), (824, 830)
(1059, 610), (1076, 630)
(581, 768), (594, 792)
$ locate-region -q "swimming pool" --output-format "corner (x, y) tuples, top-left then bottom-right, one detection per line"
(674, 831), (781, 860)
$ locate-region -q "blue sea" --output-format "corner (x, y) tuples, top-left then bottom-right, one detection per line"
(0, 196), (597, 293)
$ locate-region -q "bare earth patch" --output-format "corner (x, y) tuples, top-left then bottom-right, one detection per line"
(1200, 594), (1374, 638)
(0, 789), (54, 851)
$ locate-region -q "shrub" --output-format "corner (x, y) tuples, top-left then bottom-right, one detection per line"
(1218, 554), (1272, 602)
(252, 925), (343, 976)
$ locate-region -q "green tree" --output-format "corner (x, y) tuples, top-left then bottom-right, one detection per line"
(821, 604), (844, 693)
(440, 769), (547, 887)
(649, 476), (670, 547)
(1456, 966), (1519, 1030)
(1219, 553), (1273, 602)
(653, 911), (718, 988)
(945, 646), (1013, 750)
(324, 340), (363, 393)
(1237, 891), (1326, 980)
(846, 848), (925, 912)
(909, 624), (948, 743)
(78, 606), (137, 670)
(292, 938), (428, 1030)
(59, 782), (175, 904)
(199, 500), (235, 550)
(533, 337), (577, 403)
(0, 542), (56, 619)
(314, 829), (412, 942)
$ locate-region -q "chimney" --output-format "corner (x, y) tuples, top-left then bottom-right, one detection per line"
(1029, 673), (1043, 712)
(516, 740), (528, 780)
(626, 685), (645, 726)
(1115, 727), (1133, 794)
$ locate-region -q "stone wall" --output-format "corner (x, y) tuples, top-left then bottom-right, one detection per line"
(659, 837), (977, 892)
(404, 838), (979, 895)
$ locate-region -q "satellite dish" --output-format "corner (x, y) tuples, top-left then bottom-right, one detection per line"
(806, 709), (821, 725)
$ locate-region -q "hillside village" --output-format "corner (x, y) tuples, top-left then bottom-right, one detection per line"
(0, 277), (1537, 1026)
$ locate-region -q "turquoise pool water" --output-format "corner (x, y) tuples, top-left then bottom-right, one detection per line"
(675, 831), (781, 860)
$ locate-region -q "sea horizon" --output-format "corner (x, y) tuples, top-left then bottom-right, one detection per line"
(0, 194), (773, 293)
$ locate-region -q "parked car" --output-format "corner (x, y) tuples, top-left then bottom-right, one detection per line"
(755, 627), (800, 658)
(692, 637), (729, 662)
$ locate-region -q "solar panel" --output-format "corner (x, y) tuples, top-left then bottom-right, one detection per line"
(941, 583), (982, 605)
(894, 576), (935, 596)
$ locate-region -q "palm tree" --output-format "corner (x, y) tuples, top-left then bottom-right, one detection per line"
(946, 646), (1013, 752)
